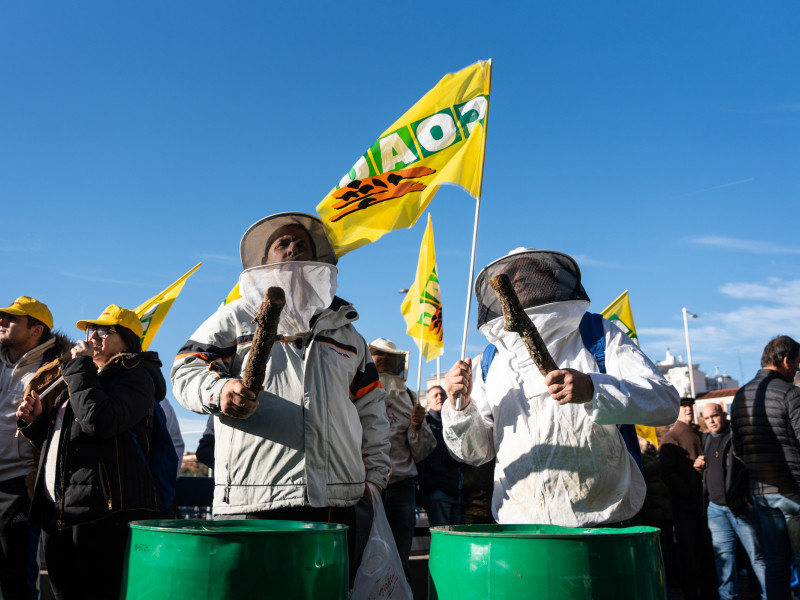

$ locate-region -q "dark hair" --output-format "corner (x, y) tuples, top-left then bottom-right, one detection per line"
(26, 316), (52, 343)
(761, 336), (800, 368)
(427, 385), (446, 398)
(115, 325), (142, 354)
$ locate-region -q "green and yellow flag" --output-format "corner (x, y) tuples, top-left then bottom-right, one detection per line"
(601, 290), (638, 346)
(602, 290), (657, 447)
(401, 214), (443, 361)
(317, 59), (491, 257)
(224, 282), (241, 305)
(134, 263), (201, 351)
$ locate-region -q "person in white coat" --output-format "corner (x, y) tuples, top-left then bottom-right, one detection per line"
(443, 248), (679, 527)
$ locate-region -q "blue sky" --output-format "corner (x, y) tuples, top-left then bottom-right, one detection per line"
(3, 3), (799, 450)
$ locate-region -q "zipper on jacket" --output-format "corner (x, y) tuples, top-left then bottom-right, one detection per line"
(57, 420), (70, 528)
(224, 423), (236, 503)
(99, 462), (112, 510)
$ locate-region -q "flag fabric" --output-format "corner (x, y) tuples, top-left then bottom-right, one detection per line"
(317, 59), (492, 257)
(134, 263), (201, 351)
(601, 290), (638, 345)
(601, 290), (658, 447)
(401, 214), (443, 361)
(224, 282), (241, 305)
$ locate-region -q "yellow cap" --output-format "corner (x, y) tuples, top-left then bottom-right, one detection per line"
(76, 304), (144, 338)
(0, 296), (53, 329)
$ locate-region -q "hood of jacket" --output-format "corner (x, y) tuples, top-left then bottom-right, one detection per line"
(100, 351), (166, 402)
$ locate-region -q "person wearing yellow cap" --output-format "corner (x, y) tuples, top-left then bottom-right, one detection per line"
(0, 296), (71, 600)
(16, 304), (165, 599)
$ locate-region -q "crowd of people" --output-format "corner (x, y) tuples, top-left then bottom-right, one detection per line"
(2, 211), (799, 599)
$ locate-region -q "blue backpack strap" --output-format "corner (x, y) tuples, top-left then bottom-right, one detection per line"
(579, 312), (606, 375)
(481, 344), (497, 383)
(579, 313), (643, 472)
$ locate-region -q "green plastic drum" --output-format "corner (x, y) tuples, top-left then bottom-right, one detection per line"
(122, 520), (348, 600)
(429, 524), (665, 600)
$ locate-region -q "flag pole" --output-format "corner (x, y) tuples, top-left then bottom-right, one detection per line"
(456, 60), (492, 410)
(416, 347), (423, 405)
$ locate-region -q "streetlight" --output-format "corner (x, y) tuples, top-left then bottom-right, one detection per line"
(682, 308), (698, 398)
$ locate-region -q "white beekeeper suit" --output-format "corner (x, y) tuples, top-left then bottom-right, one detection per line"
(442, 249), (679, 527)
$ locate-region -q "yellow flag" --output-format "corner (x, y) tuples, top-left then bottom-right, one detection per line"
(601, 290), (639, 346)
(602, 291), (658, 447)
(635, 424), (660, 449)
(134, 263), (201, 351)
(224, 282), (241, 305)
(317, 60), (492, 257)
(400, 214), (443, 361)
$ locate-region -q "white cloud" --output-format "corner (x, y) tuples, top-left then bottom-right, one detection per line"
(674, 178), (754, 198)
(719, 279), (800, 303)
(60, 271), (154, 287)
(689, 236), (800, 254)
(198, 253), (240, 265)
(642, 278), (800, 377)
(571, 254), (627, 269)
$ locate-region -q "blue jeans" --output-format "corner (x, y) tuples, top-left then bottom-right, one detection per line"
(707, 502), (766, 600)
(382, 477), (417, 585)
(420, 489), (461, 527)
(752, 493), (800, 600)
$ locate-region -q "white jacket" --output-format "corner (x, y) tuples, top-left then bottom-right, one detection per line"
(171, 296), (390, 515)
(380, 374), (436, 484)
(0, 337), (57, 482)
(442, 300), (679, 527)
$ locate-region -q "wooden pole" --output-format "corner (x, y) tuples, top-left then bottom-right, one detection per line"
(488, 273), (558, 376)
(242, 286), (286, 394)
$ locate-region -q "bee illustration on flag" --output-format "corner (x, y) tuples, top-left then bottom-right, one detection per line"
(317, 60), (491, 257)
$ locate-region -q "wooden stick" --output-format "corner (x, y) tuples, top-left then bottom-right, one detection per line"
(489, 273), (558, 376)
(242, 286), (286, 394)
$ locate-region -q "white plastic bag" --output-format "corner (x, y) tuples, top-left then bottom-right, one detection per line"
(351, 484), (413, 600)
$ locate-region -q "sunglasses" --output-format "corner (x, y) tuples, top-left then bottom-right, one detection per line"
(85, 325), (117, 341)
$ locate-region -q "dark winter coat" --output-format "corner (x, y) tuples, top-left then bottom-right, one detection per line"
(702, 421), (750, 515)
(416, 410), (461, 498)
(731, 368), (800, 495)
(20, 352), (164, 529)
(637, 452), (673, 524)
(659, 420), (705, 512)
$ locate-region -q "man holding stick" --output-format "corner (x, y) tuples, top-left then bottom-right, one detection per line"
(443, 248), (679, 527)
(172, 213), (390, 580)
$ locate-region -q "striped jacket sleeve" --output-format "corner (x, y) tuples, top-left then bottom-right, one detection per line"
(350, 340), (391, 489)
(171, 305), (249, 415)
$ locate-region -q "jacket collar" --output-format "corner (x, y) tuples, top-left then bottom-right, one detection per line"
(0, 335), (56, 369)
(479, 299), (590, 351)
(309, 296), (358, 332)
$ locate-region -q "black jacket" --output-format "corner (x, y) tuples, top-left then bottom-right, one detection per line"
(20, 352), (165, 529)
(702, 423), (750, 516)
(731, 369), (800, 495)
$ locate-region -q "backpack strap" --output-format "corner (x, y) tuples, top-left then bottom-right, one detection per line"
(579, 312), (643, 472)
(481, 344), (497, 383)
(579, 312), (606, 375)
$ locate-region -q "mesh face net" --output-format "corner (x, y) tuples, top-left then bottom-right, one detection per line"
(475, 250), (590, 329)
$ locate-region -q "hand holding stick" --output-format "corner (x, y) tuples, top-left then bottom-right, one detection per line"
(488, 273), (558, 376)
(242, 286), (286, 394)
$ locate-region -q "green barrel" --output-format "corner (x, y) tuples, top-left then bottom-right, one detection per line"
(122, 520), (348, 600)
(429, 524), (665, 600)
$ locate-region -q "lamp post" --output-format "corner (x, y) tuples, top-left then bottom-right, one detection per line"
(682, 307), (698, 398)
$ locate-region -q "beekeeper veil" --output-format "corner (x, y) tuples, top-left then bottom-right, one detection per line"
(238, 212), (339, 336)
(474, 248), (590, 330)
